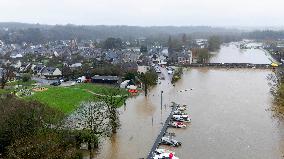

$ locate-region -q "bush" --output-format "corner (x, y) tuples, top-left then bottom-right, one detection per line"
(22, 73), (31, 82)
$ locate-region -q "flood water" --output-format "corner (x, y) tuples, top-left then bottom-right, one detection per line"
(89, 43), (284, 159)
(210, 43), (275, 64)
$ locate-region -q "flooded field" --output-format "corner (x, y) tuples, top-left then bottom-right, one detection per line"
(90, 43), (284, 159)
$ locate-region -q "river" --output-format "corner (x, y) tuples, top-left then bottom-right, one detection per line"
(88, 42), (284, 159)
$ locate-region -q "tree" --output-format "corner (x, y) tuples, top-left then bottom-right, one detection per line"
(140, 45), (148, 53)
(22, 73), (31, 82)
(182, 33), (187, 46)
(208, 36), (221, 52)
(6, 130), (80, 159)
(139, 70), (158, 96)
(0, 64), (15, 89)
(103, 38), (123, 50)
(0, 98), (78, 158)
(64, 101), (112, 158)
(195, 48), (210, 63)
(62, 65), (72, 79)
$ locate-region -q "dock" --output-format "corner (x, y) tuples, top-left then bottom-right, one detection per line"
(146, 103), (177, 159)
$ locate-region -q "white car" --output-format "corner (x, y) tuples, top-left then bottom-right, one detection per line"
(172, 115), (191, 123)
(176, 106), (186, 111)
(173, 114), (189, 119)
(153, 153), (179, 159)
(155, 149), (175, 155)
(173, 110), (188, 115)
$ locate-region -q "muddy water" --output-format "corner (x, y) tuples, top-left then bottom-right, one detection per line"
(89, 44), (283, 159)
(210, 43), (275, 64)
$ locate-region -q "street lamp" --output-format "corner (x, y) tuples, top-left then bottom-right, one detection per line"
(160, 90), (163, 110)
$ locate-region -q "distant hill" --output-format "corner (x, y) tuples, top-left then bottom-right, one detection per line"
(0, 22), (283, 44)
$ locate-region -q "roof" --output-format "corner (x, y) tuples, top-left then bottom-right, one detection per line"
(92, 76), (119, 81)
(41, 67), (56, 74)
(0, 68), (3, 77)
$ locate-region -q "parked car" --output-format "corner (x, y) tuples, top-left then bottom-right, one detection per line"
(160, 136), (182, 147)
(172, 115), (191, 123)
(169, 121), (187, 128)
(50, 81), (61, 86)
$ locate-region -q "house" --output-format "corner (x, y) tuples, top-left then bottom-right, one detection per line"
(40, 67), (62, 78)
(91, 76), (120, 84)
(19, 63), (32, 73)
(32, 64), (46, 75)
(195, 39), (208, 49)
(70, 63), (82, 69)
(10, 53), (23, 59)
(177, 50), (193, 64)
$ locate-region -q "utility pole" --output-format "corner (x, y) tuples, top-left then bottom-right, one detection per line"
(160, 90), (163, 110)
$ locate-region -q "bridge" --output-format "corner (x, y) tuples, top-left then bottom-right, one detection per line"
(184, 63), (277, 69)
(146, 103), (177, 159)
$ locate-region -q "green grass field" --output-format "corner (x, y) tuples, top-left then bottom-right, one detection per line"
(27, 83), (129, 114)
(26, 87), (94, 113)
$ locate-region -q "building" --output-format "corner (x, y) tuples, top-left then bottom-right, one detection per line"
(40, 67), (62, 78)
(177, 50), (193, 64)
(91, 76), (120, 84)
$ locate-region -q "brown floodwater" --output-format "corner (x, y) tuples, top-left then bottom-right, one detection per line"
(85, 44), (284, 159)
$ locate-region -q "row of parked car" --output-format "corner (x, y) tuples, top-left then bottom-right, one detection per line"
(154, 104), (191, 159)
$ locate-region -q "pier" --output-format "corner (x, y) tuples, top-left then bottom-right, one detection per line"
(146, 103), (177, 159)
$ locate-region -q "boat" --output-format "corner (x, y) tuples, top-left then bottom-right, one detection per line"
(169, 121), (187, 128)
(160, 136), (182, 147)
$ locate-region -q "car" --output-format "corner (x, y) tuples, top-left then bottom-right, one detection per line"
(173, 110), (188, 115)
(173, 114), (190, 119)
(160, 136), (182, 147)
(50, 81), (61, 86)
(153, 151), (179, 159)
(175, 106), (186, 111)
(154, 149), (175, 155)
(172, 115), (191, 123)
(169, 121), (187, 128)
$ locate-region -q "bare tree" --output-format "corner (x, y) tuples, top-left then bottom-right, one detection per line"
(63, 101), (112, 158)
(0, 64), (15, 89)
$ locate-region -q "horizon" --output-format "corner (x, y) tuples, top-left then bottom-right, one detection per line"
(0, 0), (284, 28)
(1, 21), (284, 31)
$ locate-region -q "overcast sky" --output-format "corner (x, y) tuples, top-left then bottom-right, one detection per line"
(0, 0), (283, 27)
